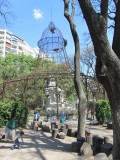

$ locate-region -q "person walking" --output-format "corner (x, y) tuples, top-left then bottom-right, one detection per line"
(91, 109), (95, 120)
(47, 110), (50, 122)
(60, 111), (66, 124)
(37, 111), (40, 121)
(33, 111), (37, 121)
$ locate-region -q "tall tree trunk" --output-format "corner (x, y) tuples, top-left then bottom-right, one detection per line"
(63, 0), (87, 137)
(78, 0), (120, 159)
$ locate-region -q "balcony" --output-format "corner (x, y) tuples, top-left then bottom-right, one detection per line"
(5, 46), (11, 52)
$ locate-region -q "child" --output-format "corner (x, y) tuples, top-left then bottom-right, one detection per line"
(11, 129), (24, 150)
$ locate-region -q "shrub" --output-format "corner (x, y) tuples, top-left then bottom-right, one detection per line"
(15, 102), (29, 127)
(0, 116), (5, 127)
(0, 101), (13, 126)
(95, 100), (111, 124)
(0, 101), (29, 127)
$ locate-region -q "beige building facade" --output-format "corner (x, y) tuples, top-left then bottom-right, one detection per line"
(0, 29), (39, 57)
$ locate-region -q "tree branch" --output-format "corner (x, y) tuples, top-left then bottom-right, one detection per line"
(112, 0), (120, 58)
(113, 0), (118, 7)
(100, 0), (109, 23)
(78, 0), (108, 53)
(108, 8), (116, 15)
(63, 0), (72, 27)
(108, 15), (115, 21)
(108, 24), (115, 29)
(63, 0), (78, 49)
(63, 0), (87, 137)
(0, 0), (12, 25)
(71, 0), (75, 22)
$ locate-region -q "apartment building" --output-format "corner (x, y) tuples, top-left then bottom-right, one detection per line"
(0, 29), (39, 57)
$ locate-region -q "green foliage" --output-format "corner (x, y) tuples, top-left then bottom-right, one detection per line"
(95, 100), (111, 124)
(0, 102), (11, 127)
(0, 53), (76, 114)
(0, 101), (13, 125)
(87, 101), (95, 109)
(58, 78), (77, 100)
(0, 53), (36, 81)
(0, 101), (28, 127)
(0, 53), (46, 110)
(0, 116), (4, 127)
(15, 101), (28, 127)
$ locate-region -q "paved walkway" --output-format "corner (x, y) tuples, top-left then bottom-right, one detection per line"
(0, 118), (113, 160)
(0, 129), (79, 160)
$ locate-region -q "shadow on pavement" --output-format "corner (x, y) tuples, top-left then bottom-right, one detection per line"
(23, 131), (72, 152)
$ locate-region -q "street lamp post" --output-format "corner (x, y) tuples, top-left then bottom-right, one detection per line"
(56, 91), (60, 118)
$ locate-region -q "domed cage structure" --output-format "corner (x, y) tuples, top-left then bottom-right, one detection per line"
(37, 21), (71, 73)
(38, 21), (67, 53)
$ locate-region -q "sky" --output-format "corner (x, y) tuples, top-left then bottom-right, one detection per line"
(1, 0), (89, 56)
(1, 0), (113, 56)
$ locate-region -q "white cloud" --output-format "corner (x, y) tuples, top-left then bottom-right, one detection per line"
(33, 9), (43, 20)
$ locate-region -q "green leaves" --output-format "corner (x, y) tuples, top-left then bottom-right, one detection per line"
(0, 52), (76, 112)
(0, 53), (36, 81)
(0, 101), (28, 127)
(95, 100), (111, 124)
